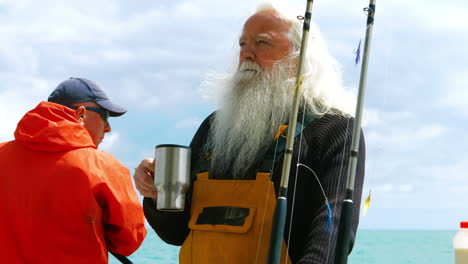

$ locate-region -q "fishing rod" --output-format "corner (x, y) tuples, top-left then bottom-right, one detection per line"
(110, 251), (133, 264)
(267, 0), (314, 263)
(334, 0), (376, 263)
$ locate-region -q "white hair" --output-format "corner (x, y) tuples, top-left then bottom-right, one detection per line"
(201, 3), (356, 178)
(257, 2), (356, 116)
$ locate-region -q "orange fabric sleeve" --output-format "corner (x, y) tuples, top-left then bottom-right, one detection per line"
(92, 152), (147, 256)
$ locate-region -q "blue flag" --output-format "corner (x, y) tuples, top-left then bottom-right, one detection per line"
(354, 40), (361, 65)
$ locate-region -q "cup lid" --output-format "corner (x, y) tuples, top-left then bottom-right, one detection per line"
(156, 144), (190, 149)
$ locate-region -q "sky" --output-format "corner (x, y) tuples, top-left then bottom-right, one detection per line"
(1, 0), (467, 235)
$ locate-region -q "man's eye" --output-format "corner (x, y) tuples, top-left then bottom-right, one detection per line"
(239, 42), (246, 47)
(257, 40), (270, 45)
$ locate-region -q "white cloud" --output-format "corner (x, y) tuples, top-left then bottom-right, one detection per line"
(364, 0), (468, 33)
(170, 0), (255, 19)
(440, 69), (468, 117)
(375, 183), (394, 193)
(448, 199), (468, 208)
(101, 49), (134, 62)
(0, 2), (120, 44)
(431, 157), (468, 183)
(363, 108), (446, 151)
(373, 183), (414, 193)
(412, 2), (468, 32)
(117, 78), (160, 110)
(175, 117), (203, 129)
(174, 2), (204, 18)
(0, 76), (53, 141)
(0, 43), (40, 74)
(100, 132), (120, 152)
(366, 123), (446, 150)
(140, 149), (155, 161)
(0, 113), (21, 142)
(363, 108), (448, 153)
(451, 185), (468, 192)
(362, 108), (383, 128)
(398, 184), (413, 192)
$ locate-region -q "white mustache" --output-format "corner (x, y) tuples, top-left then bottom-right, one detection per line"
(238, 61), (261, 73)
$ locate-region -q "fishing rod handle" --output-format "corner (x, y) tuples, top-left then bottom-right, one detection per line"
(267, 196), (287, 264)
(334, 193), (354, 264)
(110, 251), (134, 264)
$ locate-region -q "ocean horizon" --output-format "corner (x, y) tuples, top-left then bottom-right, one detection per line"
(110, 229), (456, 264)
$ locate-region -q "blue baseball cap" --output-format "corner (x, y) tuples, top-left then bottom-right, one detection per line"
(48, 77), (127, 117)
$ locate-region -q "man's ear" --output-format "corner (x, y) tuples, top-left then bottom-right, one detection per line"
(74, 106), (86, 125)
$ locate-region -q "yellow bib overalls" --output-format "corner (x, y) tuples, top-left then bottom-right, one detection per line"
(179, 171), (291, 264)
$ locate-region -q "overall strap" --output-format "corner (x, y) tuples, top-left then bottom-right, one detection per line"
(197, 148), (212, 174)
(257, 112), (315, 173)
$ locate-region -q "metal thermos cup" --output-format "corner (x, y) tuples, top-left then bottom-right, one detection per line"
(154, 144), (191, 211)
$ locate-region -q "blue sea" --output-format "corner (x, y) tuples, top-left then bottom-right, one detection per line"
(110, 229), (456, 264)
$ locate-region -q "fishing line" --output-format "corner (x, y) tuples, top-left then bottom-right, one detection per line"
(330, 28), (363, 264)
(254, 130), (282, 264)
(362, 4), (394, 218)
(296, 163), (330, 211)
(285, 99), (307, 264)
(323, 116), (352, 264)
(335, 0), (376, 262)
(326, 2), (378, 262)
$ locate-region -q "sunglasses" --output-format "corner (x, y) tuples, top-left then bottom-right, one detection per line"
(67, 105), (110, 121)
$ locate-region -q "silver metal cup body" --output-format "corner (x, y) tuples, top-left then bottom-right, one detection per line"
(154, 145), (191, 211)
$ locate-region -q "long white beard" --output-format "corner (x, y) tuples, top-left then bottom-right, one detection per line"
(208, 61), (296, 179)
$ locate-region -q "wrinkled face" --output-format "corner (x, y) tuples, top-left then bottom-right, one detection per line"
(238, 9), (292, 72)
(73, 102), (111, 147)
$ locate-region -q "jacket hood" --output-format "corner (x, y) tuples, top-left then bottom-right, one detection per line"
(14, 101), (96, 152)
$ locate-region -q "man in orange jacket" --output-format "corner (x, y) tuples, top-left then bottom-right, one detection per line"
(0, 78), (147, 263)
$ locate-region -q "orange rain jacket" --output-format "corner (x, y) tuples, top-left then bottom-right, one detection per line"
(0, 102), (146, 264)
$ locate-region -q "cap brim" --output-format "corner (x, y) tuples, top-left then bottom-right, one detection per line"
(96, 99), (127, 117)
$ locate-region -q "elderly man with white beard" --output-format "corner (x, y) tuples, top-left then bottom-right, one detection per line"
(134, 3), (365, 264)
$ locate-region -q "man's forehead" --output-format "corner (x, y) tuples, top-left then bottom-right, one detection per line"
(241, 10), (290, 36)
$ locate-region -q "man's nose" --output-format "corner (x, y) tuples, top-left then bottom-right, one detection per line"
(104, 120), (111, 133)
(240, 44), (255, 62)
